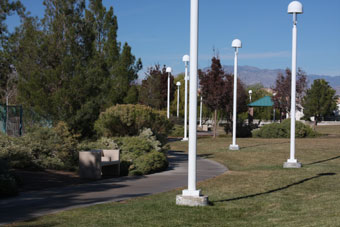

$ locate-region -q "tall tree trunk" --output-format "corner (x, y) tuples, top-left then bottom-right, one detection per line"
(213, 109), (217, 138)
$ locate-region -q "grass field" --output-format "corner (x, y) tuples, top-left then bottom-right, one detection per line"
(14, 125), (340, 227)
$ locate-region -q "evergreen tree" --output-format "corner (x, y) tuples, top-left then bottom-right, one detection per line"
(0, 0), (24, 103)
(15, 0), (142, 137)
(302, 79), (338, 126)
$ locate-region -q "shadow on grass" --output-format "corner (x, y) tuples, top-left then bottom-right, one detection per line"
(305, 156), (340, 165)
(240, 140), (289, 150)
(213, 173), (336, 204)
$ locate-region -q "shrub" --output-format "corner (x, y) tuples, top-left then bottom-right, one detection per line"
(79, 129), (168, 176)
(224, 120), (256, 138)
(0, 159), (18, 197)
(252, 119), (316, 138)
(116, 129), (168, 176)
(0, 122), (79, 170)
(94, 104), (173, 140)
(168, 124), (187, 138)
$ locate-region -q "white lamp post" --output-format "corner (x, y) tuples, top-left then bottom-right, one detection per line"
(176, 0), (208, 206)
(199, 95), (203, 127)
(166, 67), (172, 119)
(176, 81), (181, 118)
(284, 1), (303, 168)
(182, 55), (190, 141)
(273, 92), (277, 122)
(249, 90), (252, 102)
(229, 39), (242, 151)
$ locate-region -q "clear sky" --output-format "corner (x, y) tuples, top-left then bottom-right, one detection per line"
(6, 0), (340, 78)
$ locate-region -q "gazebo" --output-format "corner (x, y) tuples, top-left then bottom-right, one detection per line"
(248, 96), (275, 123)
(248, 96), (274, 107)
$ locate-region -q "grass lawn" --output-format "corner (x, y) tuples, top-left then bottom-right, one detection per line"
(14, 125), (340, 226)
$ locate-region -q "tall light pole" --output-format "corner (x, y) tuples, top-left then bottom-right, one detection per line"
(284, 1), (303, 168)
(176, 81), (181, 118)
(176, 0), (208, 206)
(229, 39), (242, 151)
(182, 55), (190, 141)
(273, 92), (277, 122)
(249, 90), (252, 102)
(166, 67), (172, 119)
(199, 95), (203, 127)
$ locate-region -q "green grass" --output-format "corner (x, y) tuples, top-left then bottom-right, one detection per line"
(14, 126), (340, 226)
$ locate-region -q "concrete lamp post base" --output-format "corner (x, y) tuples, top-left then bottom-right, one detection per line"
(181, 138), (189, 142)
(283, 160), (302, 168)
(176, 190), (209, 206)
(229, 144), (239, 150)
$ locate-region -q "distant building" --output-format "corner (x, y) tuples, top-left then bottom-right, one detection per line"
(334, 98), (340, 116)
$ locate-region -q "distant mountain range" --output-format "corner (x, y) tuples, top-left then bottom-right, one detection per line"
(204, 65), (340, 95)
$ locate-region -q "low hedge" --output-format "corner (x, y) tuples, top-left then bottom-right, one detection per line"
(252, 119), (316, 138)
(0, 122), (79, 171)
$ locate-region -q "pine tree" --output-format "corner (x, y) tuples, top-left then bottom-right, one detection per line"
(15, 0), (142, 137)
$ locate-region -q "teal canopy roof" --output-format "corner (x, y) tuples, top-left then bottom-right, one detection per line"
(248, 96), (274, 107)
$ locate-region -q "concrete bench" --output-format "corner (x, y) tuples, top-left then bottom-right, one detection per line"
(79, 149), (120, 179)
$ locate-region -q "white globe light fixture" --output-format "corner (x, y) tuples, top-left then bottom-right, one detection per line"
(248, 89), (253, 102)
(229, 39), (242, 151)
(176, 0), (208, 206)
(176, 81), (181, 118)
(166, 67), (172, 119)
(182, 55), (190, 141)
(284, 1), (303, 168)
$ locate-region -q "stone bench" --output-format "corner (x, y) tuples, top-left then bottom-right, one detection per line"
(79, 149), (120, 179)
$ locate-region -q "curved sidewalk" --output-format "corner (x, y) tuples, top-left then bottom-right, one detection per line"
(0, 151), (227, 225)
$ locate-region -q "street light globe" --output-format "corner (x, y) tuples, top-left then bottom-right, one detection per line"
(288, 1), (303, 14)
(166, 67), (172, 73)
(182, 55), (190, 62)
(176, 81), (181, 86)
(248, 90), (252, 94)
(232, 39), (242, 48)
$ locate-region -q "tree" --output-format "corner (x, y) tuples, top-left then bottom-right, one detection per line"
(0, 0), (24, 104)
(272, 68), (307, 122)
(171, 73), (185, 117)
(199, 56), (227, 138)
(302, 79), (338, 127)
(14, 0), (142, 137)
(224, 73), (248, 120)
(139, 65), (175, 110)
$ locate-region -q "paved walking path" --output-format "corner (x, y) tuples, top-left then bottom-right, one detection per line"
(0, 151), (227, 225)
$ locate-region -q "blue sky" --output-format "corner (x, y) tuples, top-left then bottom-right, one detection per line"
(6, 0), (340, 78)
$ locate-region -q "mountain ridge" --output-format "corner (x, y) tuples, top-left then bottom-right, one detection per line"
(203, 65), (340, 94)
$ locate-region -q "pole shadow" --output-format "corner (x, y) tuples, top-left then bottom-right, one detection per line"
(212, 173), (336, 204)
(305, 156), (340, 166)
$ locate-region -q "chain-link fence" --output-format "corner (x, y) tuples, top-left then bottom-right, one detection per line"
(0, 104), (23, 137)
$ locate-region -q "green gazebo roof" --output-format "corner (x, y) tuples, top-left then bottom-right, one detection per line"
(248, 96), (274, 107)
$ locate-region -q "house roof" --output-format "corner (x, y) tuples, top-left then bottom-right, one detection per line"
(248, 96), (274, 107)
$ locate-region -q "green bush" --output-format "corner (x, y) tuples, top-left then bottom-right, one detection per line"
(0, 159), (18, 197)
(79, 129), (168, 176)
(224, 120), (256, 138)
(94, 104), (173, 140)
(252, 119), (316, 138)
(168, 124), (187, 137)
(0, 122), (79, 170)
